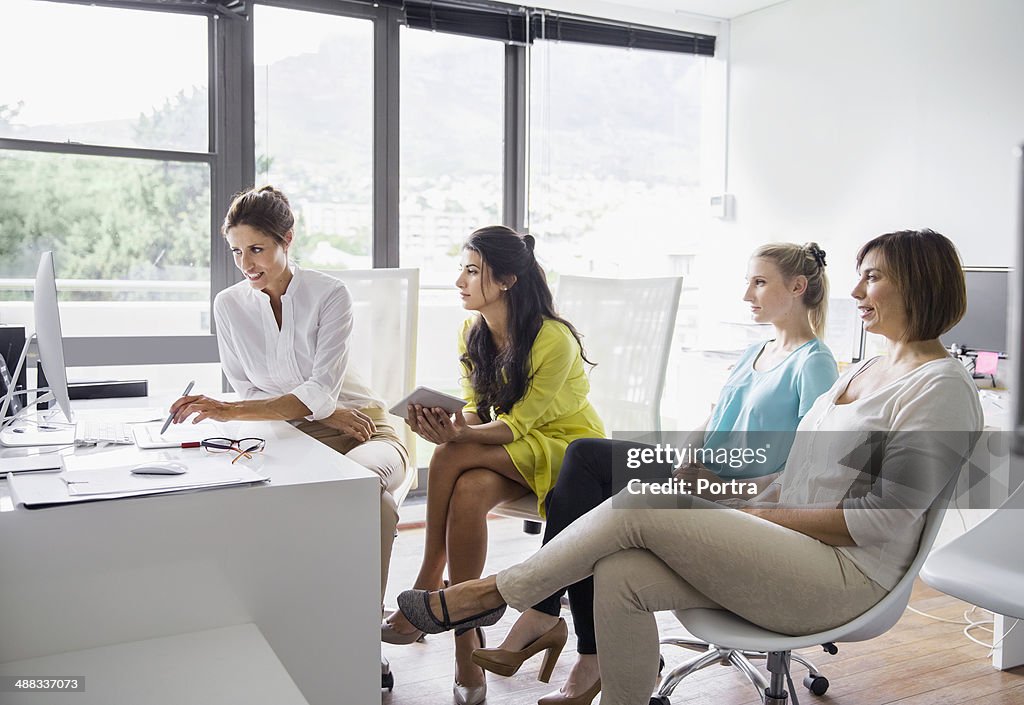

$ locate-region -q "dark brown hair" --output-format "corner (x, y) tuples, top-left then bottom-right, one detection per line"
(856, 229), (966, 342)
(221, 185), (294, 245)
(460, 226), (591, 420)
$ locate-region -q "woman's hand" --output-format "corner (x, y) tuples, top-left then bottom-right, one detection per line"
(170, 395), (237, 424)
(407, 405), (469, 444)
(321, 408), (376, 443)
(672, 460), (706, 484)
(735, 505), (855, 546)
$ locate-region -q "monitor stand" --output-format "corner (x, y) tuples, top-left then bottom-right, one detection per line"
(0, 334), (76, 447)
(0, 419), (76, 447)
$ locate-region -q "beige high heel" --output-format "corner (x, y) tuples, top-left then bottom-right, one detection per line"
(471, 617), (568, 682)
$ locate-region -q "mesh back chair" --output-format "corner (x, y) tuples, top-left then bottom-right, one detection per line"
(493, 275), (684, 531)
(323, 267), (420, 506)
(651, 478), (959, 705)
(322, 268), (419, 692)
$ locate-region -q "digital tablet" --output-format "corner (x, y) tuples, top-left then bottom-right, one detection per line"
(389, 387), (467, 421)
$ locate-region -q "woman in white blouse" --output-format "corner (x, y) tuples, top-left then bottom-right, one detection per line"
(169, 186), (408, 604)
(395, 229), (984, 705)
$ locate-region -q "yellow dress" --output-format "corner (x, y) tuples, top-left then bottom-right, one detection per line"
(458, 318), (605, 516)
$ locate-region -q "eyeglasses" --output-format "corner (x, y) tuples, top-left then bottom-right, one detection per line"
(202, 437), (266, 464)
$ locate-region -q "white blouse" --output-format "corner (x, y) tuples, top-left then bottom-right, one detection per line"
(213, 266), (383, 421)
(777, 355), (983, 590)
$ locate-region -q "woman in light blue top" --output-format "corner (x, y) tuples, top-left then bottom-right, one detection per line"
(700, 334), (838, 480)
(469, 242), (839, 705)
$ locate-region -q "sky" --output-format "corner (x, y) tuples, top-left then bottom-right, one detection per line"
(0, 1), (364, 126)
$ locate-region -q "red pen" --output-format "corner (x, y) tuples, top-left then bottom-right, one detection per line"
(181, 442), (202, 448)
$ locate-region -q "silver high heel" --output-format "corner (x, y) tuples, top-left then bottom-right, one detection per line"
(453, 628), (487, 705)
(453, 681), (486, 705)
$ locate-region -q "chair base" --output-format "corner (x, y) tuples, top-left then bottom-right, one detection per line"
(654, 637), (829, 705)
(381, 656), (394, 692)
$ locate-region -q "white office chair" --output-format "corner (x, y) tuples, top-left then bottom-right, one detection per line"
(492, 274), (684, 530)
(321, 267), (420, 693)
(322, 267), (419, 508)
(651, 479), (957, 705)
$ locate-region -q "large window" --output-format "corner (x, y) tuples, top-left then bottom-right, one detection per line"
(529, 41), (706, 278)
(399, 28), (504, 284)
(399, 28), (504, 417)
(0, 1), (208, 151)
(528, 41), (710, 430)
(0, 0), (718, 446)
(0, 0), (211, 337)
(254, 5), (374, 270)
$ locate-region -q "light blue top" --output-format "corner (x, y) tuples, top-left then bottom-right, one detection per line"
(701, 338), (838, 478)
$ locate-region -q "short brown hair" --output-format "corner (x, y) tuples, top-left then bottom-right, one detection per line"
(856, 229), (966, 342)
(222, 185), (294, 246)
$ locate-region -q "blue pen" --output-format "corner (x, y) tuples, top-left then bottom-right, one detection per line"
(160, 380), (195, 436)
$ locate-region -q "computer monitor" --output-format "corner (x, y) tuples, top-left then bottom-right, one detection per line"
(941, 267), (1011, 356)
(0, 252), (73, 428)
(34, 251), (73, 422)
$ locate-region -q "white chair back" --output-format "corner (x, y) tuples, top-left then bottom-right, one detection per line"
(555, 275), (683, 434)
(493, 275), (684, 525)
(321, 268), (419, 498)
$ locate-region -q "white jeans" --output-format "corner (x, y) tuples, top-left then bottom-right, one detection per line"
(294, 409), (408, 602)
(496, 491), (887, 705)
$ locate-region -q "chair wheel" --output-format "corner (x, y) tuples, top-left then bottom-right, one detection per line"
(381, 671), (394, 691)
(803, 675), (828, 695)
(649, 696), (670, 705)
(659, 655), (666, 674)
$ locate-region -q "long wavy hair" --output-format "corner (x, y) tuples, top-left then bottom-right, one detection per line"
(461, 226), (591, 420)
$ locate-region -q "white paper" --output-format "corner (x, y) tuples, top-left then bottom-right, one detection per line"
(132, 419), (227, 449)
(63, 464), (265, 496)
(9, 457), (268, 507)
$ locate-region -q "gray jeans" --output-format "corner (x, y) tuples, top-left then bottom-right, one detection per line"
(496, 491), (887, 705)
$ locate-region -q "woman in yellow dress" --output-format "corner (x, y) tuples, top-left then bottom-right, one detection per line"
(383, 225), (604, 705)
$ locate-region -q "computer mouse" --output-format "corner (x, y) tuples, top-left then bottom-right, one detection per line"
(131, 460), (188, 475)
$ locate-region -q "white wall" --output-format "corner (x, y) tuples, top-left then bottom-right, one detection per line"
(722, 0), (1024, 290)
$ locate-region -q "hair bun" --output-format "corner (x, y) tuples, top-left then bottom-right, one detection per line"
(523, 233), (536, 253)
(805, 242), (827, 268)
(257, 185), (290, 207)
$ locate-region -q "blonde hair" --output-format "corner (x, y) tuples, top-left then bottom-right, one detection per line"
(752, 242), (829, 336)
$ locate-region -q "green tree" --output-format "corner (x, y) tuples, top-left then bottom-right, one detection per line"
(0, 93), (210, 297)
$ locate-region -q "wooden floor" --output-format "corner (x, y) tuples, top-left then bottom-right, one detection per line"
(382, 512), (1024, 705)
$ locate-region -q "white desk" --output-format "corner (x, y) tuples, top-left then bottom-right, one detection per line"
(0, 407), (380, 705)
